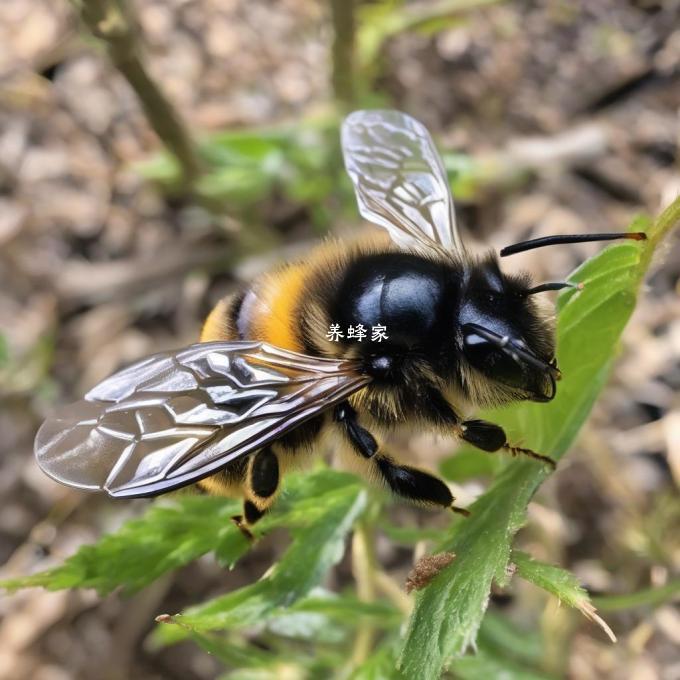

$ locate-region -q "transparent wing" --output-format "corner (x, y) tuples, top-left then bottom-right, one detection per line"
(35, 341), (370, 498)
(341, 109), (463, 255)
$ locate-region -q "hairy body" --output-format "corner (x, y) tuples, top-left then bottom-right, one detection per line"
(197, 234), (553, 531)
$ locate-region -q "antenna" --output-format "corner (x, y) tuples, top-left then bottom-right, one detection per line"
(501, 232), (646, 257)
(525, 281), (584, 295)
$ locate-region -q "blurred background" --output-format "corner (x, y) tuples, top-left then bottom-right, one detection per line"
(1, 0), (679, 678)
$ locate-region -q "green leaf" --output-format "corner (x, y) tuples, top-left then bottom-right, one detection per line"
(155, 474), (367, 638)
(182, 629), (275, 670)
(1, 470), (362, 597)
(265, 610), (348, 645)
(1, 495), (245, 595)
(138, 118), (342, 217)
(512, 551), (615, 642)
(399, 462), (544, 677)
(289, 592), (400, 624)
(138, 113), (503, 225)
(477, 612), (544, 666)
(155, 612), (345, 677)
(512, 551), (590, 610)
(398, 197), (680, 677)
(439, 446), (499, 482)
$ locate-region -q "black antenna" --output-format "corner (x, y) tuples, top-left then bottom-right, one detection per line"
(525, 281), (583, 296)
(501, 231), (646, 257)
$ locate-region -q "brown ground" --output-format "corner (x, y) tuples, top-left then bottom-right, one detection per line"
(1, 1), (679, 679)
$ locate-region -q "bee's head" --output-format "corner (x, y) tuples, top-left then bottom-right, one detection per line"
(456, 254), (559, 406)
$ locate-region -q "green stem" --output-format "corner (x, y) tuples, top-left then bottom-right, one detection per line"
(646, 193), (680, 252)
(398, 196), (680, 677)
(349, 520), (378, 667)
(329, 0), (356, 105)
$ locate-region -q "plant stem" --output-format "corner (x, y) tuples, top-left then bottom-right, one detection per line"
(374, 569), (412, 615)
(647, 192), (680, 251)
(329, 0), (356, 105)
(74, 0), (202, 186)
(350, 520), (378, 666)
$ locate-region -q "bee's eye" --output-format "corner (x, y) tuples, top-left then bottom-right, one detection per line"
(463, 333), (526, 388)
(461, 328), (555, 402)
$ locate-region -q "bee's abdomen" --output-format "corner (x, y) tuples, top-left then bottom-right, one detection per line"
(201, 264), (310, 352)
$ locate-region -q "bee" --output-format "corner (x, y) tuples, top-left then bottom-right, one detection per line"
(35, 110), (645, 536)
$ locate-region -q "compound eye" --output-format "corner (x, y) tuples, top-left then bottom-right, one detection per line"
(463, 332), (527, 389)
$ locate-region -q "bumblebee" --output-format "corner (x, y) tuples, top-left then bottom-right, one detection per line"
(35, 110), (645, 535)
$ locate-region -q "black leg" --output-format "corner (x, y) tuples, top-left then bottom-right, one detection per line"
(334, 402), (378, 458)
(420, 385), (461, 427)
(336, 400), (468, 515)
(460, 419), (556, 469)
(250, 446), (279, 499)
(232, 447), (282, 540)
(244, 500), (265, 524)
(230, 514), (254, 540)
(501, 443), (556, 469)
(459, 420), (507, 451)
(375, 454), (469, 516)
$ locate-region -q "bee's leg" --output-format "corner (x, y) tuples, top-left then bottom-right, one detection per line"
(373, 453), (470, 516)
(335, 404), (468, 515)
(418, 387), (554, 468)
(334, 402), (378, 458)
(460, 419), (556, 469)
(231, 446), (281, 539)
